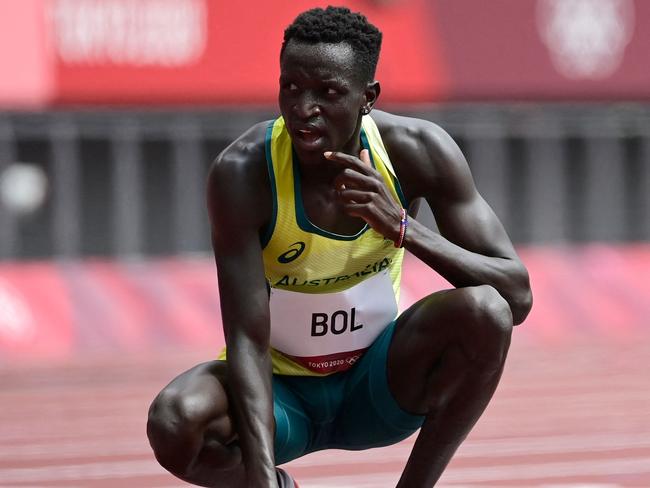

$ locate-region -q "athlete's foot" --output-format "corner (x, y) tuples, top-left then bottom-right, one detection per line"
(276, 467), (300, 487)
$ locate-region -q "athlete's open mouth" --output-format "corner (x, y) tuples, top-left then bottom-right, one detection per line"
(292, 125), (325, 147)
(297, 129), (320, 140)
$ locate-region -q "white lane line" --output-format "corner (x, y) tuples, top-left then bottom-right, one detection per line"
(287, 431), (650, 468)
(300, 456), (649, 486)
(293, 458), (650, 486)
(0, 460), (165, 483)
(302, 478), (395, 488)
(440, 457), (650, 483)
(0, 439), (148, 460)
(0, 435), (648, 484)
(457, 431), (650, 457)
(305, 484), (622, 488)
(1, 456), (646, 484)
(538, 484), (621, 488)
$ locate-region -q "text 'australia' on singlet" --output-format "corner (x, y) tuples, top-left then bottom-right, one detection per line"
(260, 115), (408, 376)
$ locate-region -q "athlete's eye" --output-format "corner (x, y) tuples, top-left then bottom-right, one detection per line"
(326, 87), (338, 95)
(280, 81), (298, 92)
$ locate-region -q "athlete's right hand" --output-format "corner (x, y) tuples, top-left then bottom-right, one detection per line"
(325, 149), (404, 243)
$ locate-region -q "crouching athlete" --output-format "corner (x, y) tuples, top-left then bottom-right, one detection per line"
(147, 6), (532, 487)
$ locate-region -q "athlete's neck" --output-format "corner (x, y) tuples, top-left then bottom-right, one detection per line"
(296, 138), (364, 184)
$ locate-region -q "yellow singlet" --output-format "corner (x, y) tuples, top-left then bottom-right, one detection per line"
(221, 115), (408, 376)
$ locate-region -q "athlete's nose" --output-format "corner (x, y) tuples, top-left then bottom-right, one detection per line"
(293, 92), (321, 120)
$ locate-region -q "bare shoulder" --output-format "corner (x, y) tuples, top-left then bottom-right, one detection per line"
(207, 121), (273, 229)
(209, 121), (270, 187)
(371, 110), (473, 201)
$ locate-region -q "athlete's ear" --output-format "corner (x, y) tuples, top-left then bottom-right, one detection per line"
(363, 81), (381, 114)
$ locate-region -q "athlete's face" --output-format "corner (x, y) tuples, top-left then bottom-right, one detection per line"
(279, 41), (378, 163)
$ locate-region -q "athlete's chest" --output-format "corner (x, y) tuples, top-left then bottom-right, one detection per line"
(299, 179), (366, 236)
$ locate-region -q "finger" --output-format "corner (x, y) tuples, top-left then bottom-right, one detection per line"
(359, 149), (371, 167)
(334, 170), (375, 191)
(324, 151), (373, 175)
(323, 151), (359, 165)
(338, 201), (370, 221)
(337, 188), (372, 203)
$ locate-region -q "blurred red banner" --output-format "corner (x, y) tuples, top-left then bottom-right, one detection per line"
(434, 0), (650, 101)
(52, 0), (446, 105)
(0, 0), (648, 107)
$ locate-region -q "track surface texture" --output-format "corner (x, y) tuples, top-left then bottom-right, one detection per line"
(2, 331), (649, 488)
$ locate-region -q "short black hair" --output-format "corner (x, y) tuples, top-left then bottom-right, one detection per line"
(281, 6), (382, 82)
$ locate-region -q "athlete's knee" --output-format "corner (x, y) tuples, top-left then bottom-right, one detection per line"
(147, 387), (198, 474)
(462, 285), (512, 331)
(147, 364), (229, 476)
(460, 285), (513, 369)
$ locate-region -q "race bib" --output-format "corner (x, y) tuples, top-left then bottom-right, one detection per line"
(269, 270), (397, 373)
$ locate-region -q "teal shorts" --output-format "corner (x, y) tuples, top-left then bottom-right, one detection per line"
(272, 321), (425, 465)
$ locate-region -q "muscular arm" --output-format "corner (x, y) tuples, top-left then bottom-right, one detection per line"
(380, 112), (532, 324)
(207, 123), (278, 486)
(331, 111), (531, 325)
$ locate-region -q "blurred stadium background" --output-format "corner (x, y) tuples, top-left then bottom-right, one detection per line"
(0, 0), (649, 487)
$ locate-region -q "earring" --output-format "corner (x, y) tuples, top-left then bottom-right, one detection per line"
(361, 107), (370, 115)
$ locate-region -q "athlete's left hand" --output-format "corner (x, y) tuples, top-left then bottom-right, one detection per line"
(325, 149), (404, 242)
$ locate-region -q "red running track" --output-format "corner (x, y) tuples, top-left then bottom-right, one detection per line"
(1, 330), (649, 488)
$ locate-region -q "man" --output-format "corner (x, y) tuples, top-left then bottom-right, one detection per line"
(147, 6), (532, 488)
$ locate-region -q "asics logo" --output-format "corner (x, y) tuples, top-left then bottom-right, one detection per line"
(278, 241), (306, 263)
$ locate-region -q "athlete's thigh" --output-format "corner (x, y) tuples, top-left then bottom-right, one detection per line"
(387, 286), (511, 414)
(333, 323), (424, 450)
(272, 375), (313, 465)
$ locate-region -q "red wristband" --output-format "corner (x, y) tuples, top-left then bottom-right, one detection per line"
(394, 208), (408, 248)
